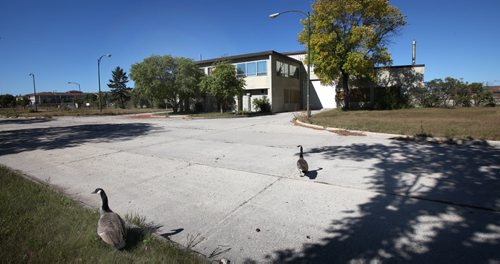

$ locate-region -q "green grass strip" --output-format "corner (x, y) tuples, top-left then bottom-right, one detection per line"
(0, 165), (208, 263)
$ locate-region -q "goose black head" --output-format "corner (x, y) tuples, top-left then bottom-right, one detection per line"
(297, 145), (305, 158)
(92, 188), (105, 194)
(92, 188), (111, 212)
(297, 145), (304, 156)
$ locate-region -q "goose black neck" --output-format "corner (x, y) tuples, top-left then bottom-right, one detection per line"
(299, 146), (304, 158)
(99, 191), (111, 212)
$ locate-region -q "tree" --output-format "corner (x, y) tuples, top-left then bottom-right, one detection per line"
(200, 61), (245, 113)
(422, 79), (448, 107)
(412, 77), (495, 108)
(130, 55), (176, 111)
(130, 55), (203, 113)
(300, 0), (406, 109)
(17, 96), (31, 108)
(107, 66), (132, 109)
(175, 57), (204, 112)
(0, 94), (16, 108)
(253, 96), (271, 113)
(469, 82), (494, 107)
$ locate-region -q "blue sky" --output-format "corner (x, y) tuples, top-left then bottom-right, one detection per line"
(1, 0), (499, 95)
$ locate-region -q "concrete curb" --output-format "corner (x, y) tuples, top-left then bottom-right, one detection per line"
(293, 119), (500, 147)
(293, 119), (373, 137)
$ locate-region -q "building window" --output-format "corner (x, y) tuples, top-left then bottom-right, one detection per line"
(257, 61), (267, 76)
(246, 62), (256, 76)
(277, 60), (299, 79)
(247, 89), (268, 95)
(289, 65), (299, 79)
(276, 61), (289, 77)
(234, 60), (267, 77)
(236, 64), (246, 77)
(207, 67), (213, 75)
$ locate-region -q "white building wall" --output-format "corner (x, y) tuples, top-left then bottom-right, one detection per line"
(287, 53), (338, 109)
(376, 65), (425, 88)
(311, 81), (337, 108)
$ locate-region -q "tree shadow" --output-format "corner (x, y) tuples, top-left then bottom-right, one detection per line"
(348, 66), (425, 109)
(0, 118), (52, 125)
(0, 123), (157, 156)
(262, 140), (500, 263)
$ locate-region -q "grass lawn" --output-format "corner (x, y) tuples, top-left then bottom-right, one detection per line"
(0, 107), (166, 118)
(301, 107), (500, 140)
(0, 165), (208, 263)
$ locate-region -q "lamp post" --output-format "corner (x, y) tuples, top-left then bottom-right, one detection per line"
(270, 10), (311, 117)
(29, 73), (37, 112)
(97, 54), (112, 112)
(67, 81), (81, 92)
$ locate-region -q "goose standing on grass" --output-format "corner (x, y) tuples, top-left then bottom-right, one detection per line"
(297, 145), (309, 177)
(92, 188), (126, 249)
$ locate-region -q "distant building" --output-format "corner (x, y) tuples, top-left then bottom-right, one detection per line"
(485, 86), (500, 105)
(26, 90), (86, 108)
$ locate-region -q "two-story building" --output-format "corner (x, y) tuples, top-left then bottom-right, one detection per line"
(197, 51), (303, 113)
(197, 50), (425, 113)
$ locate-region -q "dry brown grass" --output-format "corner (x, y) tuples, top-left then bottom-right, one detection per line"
(301, 107), (500, 140)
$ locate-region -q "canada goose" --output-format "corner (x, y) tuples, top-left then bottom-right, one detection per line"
(297, 145), (309, 177)
(92, 188), (126, 249)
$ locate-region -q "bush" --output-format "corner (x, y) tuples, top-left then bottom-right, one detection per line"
(252, 96), (271, 113)
(194, 102), (204, 112)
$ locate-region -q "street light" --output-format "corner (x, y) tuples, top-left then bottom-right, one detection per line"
(97, 53), (112, 112)
(29, 73), (37, 112)
(270, 10), (311, 117)
(67, 81), (81, 92)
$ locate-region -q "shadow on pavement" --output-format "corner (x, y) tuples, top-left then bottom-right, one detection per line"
(0, 118), (52, 125)
(0, 123), (155, 156)
(160, 228), (185, 239)
(305, 167), (323, 180)
(247, 140), (500, 263)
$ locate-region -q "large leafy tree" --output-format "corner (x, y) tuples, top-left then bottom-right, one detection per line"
(300, 0), (406, 109)
(469, 82), (495, 107)
(130, 55), (202, 112)
(107, 66), (132, 109)
(201, 61), (245, 113)
(130, 55), (176, 110)
(0, 94), (16, 108)
(411, 77), (495, 107)
(175, 57), (205, 112)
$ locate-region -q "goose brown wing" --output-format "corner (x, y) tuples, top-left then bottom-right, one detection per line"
(297, 158), (308, 173)
(98, 212), (126, 249)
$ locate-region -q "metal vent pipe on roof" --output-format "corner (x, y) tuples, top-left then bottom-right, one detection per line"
(412, 40), (416, 65)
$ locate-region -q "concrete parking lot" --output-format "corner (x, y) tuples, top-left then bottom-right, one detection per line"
(1, 113), (499, 263)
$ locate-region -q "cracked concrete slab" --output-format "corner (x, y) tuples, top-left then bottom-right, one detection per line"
(1, 112), (499, 263)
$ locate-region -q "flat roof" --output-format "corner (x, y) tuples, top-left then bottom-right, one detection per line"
(196, 50), (301, 67)
(284, 50), (425, 68)
(196, 50), (425, 69)
(375, 64), (425, 69)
